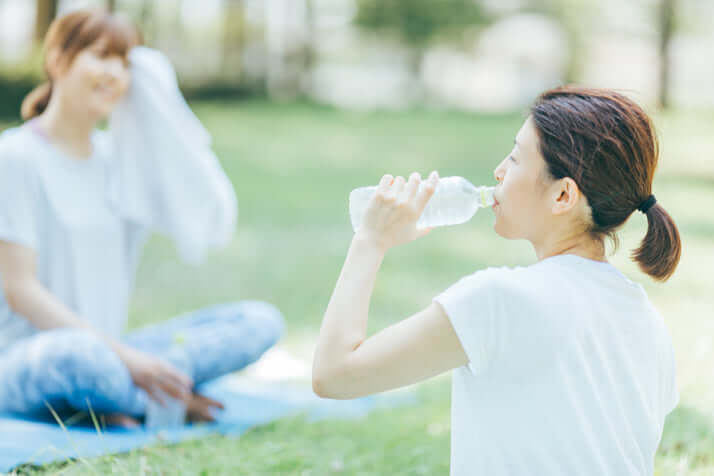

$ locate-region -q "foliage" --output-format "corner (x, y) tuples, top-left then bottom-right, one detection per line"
(355, 0), (489, 47)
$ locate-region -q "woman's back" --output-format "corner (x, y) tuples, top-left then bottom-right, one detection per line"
(437, 254), (678, 475)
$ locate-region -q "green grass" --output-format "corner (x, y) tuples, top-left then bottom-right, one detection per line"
(3, 101), (714, 475)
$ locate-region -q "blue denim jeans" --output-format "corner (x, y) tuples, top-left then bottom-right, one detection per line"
(0, 300), (284, 417)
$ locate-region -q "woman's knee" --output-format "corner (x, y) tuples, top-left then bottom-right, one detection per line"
(3, 329), (132, 414)
(223, 300), (285, 344)
(50, 329), (113, 370)
(49, 330), (131, 405)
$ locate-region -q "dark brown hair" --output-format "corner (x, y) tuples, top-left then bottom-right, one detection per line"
(21, 9), (140, 120)
(530, 86), (681, 281)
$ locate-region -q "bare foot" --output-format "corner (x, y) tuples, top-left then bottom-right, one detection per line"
(105, 413), (141, 429)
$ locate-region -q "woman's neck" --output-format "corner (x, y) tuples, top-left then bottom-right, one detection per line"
(36, 94), (98, 159)
(532, 229), (607, 263)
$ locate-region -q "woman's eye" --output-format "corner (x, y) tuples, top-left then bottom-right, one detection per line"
(508, 155), (516, 162)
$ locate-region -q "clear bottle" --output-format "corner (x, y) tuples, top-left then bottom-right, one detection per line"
(144, 333), (191, 429)
(349, 176), (495, 231)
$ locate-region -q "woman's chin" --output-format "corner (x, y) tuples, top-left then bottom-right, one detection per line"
(493, 221), (505, 237)
(89, 101), (117, 120)
(493, 220), (517, 239)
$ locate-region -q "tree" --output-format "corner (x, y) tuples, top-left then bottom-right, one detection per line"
(222, 0), (245, 77)
(355, 0), (488, 73)
(658, 0), (676, 109)
(34, 0), (58, 44)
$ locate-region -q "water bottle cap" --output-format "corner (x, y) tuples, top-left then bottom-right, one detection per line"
(479, 187), (496, 206)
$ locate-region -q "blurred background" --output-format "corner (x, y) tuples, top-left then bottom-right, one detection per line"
(1, 0), (714, 114)
(2, 1), (713, 475)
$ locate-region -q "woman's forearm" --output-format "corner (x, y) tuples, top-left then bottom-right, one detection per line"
(313, 235), (385, 390)
(5, 277), (123, 352)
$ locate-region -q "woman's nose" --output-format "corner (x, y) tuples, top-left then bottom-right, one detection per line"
(494, 162), (505, 183)
(104, 58), (126, 80)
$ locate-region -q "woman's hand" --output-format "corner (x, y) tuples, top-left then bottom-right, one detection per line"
(103, 392), (224, 426)
(114, 344), (193, 403)
(187, 393), (224, 422)
(356, 171), (439, 253)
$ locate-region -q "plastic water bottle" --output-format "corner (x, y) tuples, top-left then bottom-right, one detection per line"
(349, 176), (495, 231)
(144, 333), (191, 429)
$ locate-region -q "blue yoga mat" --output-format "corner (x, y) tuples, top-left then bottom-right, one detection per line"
(0, 376), (413, 472)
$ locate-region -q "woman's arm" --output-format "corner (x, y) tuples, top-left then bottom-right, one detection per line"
(0, 240), (192, 401)
(313, 172), (468, 399)
(0, 240), (99, 332)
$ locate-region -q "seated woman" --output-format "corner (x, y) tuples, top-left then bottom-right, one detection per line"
(0, 9), (283, 426)
(313, 87), (680, 475)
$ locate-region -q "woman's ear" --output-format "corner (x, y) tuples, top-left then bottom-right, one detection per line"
(551, 177), (581, 216)
(45, 48), (63, 78)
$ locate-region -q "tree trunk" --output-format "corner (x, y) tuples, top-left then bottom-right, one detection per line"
(107, 0), (117, 11)
(658, 0), (675, 109)
(303, 0), (316, 72)
(222, 0), (245, 78)
(34, 0), (58, 44)
(138, 0), (155, 44)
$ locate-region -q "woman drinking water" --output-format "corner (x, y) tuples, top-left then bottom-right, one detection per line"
(313, 87), (680, 475)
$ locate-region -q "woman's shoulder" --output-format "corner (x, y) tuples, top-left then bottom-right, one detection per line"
(461, 262), (540, 287)
(444, 259), (578, 309)
(0, 124), (31, 152)
(442, 263), (537, 303)
(0, 125), (44, 173)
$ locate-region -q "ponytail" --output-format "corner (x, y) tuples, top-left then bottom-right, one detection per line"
(532, 87), (683, 282)
(631, 203), (681, 281)
(21, 82), (52, 120)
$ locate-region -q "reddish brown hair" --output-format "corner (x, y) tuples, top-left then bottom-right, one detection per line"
(531, 86), (681, 281)
(21, 9), (140, 120)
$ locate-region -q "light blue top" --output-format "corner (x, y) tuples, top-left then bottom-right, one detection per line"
(0, 126), (146, 347)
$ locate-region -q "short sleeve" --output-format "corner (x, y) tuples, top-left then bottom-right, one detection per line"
(434, 267), (565, 377)
(0, 133), (41, 250)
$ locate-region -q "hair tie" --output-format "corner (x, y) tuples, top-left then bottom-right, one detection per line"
(637, 195), (656, 214)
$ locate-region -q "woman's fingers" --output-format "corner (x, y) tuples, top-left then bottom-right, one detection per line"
(188, 402), (216, 422)
(166, 363), (193, 389)
(357, 171), (438, 249)
(187, 393), (224, 422)
(376, 174), (393, 195)
(416, 171), (439, 211)
(387, 176), (406, 200)
(416, 227), (433, 239)
(193, 393), (224, 410)
(404, 172), (421, 202)
(159, 380), (187, 401)
(153, 362), (192, 401)
(145, 385), (167, 405)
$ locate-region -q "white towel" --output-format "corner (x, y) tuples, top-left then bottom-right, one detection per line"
(108, 47), (237, 264)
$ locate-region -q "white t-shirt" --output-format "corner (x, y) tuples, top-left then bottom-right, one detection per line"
(0, 125), (147, 348)
(435, 254), (678, 476)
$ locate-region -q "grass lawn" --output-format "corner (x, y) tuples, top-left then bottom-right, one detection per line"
(2, 100), (713, 475)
